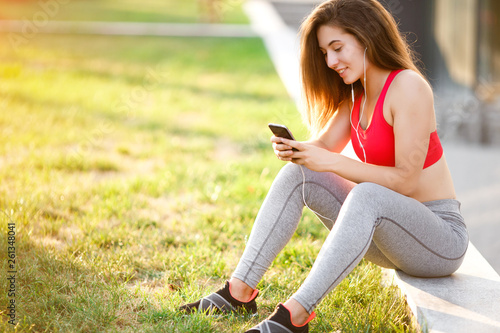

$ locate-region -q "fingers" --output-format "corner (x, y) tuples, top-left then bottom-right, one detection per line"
(270, 135), (280, 143)
(273, 145), (294, 161)
(271, 136), (294, 150)
(271, 136), (300, 150)
(281, 138), (301, 151)
(276, 149), (293, 159)
(271, 136), (301, 162)
(271, 137), (294, 160)
(273, 143), (294, 152)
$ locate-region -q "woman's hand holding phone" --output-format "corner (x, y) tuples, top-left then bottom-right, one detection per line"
(269, 123), (298, 161)
(271, 135), (296, 161)
(268, 123), (336, 171)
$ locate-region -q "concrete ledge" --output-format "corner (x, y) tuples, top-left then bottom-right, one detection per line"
(384, 242), (500, 332)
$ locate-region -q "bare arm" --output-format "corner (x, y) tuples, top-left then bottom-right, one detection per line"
(309, 100), (352, 152)
(272, 100), (352, 154)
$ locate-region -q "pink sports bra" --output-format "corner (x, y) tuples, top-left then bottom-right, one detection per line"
(350, 69), (443, 169)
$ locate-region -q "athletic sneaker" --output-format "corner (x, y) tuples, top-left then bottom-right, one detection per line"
(244, 303), (316, 333)
(179, 281), (259, 315)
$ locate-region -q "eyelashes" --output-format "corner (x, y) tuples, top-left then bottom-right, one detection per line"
(320, 46), (343, 56)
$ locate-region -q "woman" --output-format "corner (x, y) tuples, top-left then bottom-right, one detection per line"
(180, 0), (469, 332)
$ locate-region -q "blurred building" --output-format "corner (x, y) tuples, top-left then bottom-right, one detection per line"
(270, 0), (500, 144)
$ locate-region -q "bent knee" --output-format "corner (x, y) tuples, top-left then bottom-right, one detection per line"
(280, 162), (302, 175)
(271, 163), (304, 190)
(345, 182), (401, 210)
(276, 163), (303, 181)
(350, 182), (389, 198)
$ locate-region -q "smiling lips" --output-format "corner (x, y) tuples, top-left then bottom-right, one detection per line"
(337, 68), (346, 77)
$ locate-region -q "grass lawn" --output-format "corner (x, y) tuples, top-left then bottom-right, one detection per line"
(0, 15), (418, 333)
(0, 0), (248, 24)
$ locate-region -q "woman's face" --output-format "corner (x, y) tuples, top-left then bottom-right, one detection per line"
(317, 25), (367, 85)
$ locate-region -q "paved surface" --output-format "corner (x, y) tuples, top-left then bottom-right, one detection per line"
(444, 142), (500, 274)
(269, 0), (320, 29)
(245, 0), (500, 274)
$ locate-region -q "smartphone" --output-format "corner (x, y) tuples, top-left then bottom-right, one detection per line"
(268, 123), (298, 151)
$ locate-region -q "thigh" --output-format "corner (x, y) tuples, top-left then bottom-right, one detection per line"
(300, 165), (356, 230)
(364, 241), (398, 269)
(347, 183), (468, 277)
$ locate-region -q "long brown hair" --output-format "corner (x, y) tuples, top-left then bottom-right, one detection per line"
(300, 0), (423, 136)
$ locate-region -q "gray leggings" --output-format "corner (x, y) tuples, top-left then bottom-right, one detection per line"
(232, 163), (469, 313)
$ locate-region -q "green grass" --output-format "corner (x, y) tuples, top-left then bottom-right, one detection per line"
(0, 0), (248, 24)
(0, 29), (418, 333)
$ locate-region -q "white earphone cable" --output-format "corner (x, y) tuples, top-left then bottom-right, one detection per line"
(349, 47), (368, 163)
(299, 164), (334, 223)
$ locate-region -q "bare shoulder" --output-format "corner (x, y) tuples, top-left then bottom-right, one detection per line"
(389, 69), (434, 118)
(391, 69), (433, 103)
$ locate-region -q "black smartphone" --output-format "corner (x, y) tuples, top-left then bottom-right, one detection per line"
(268, 123), (298, 151)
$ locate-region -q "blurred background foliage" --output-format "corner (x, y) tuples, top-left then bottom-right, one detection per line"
(0, 0), (248, 24)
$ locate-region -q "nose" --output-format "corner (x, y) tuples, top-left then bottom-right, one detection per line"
(325, 50), (339, 69)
